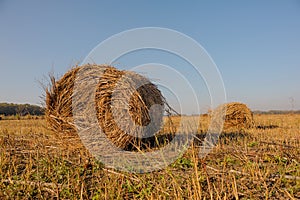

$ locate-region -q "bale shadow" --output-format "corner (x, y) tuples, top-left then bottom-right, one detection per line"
(124, 133), (176, 151)
(125, 131), (251, 151)
(256, 125), (279, 130)
(193, 132), (250, 146)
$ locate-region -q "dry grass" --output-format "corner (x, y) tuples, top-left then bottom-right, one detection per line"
(0, 114), (299, 199)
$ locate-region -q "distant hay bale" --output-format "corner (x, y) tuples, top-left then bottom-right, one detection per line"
(46, 64), (164, 150)
(210, 102), (254, 132)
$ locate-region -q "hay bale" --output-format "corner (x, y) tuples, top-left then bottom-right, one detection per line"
(46, 64), (164, 150)
(210, 102), (254, 132)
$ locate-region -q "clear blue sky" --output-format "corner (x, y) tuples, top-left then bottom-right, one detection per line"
(0, 0), (299, 113)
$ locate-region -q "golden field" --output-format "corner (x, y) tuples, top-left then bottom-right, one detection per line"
(0, 114), (299, 199)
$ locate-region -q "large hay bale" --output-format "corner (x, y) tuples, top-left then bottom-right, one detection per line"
(210, 102), (254, 132)
(46, 64), (164, 150)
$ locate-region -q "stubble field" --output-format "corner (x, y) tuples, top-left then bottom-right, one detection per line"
(0, 114), (299, 199)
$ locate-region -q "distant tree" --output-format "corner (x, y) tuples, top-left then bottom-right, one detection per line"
(0, 103), (44, 116)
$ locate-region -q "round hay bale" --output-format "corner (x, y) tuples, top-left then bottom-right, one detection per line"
(45, 64), (164, 150)
(210, 102), (254, 132)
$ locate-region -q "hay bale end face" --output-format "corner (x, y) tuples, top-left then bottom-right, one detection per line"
(210, 102), (254, 132)
(95, 67), (164, 149)
(45, 64), (164, 150)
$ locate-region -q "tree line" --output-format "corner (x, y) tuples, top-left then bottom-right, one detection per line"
(252, 110), (300, 114)
(0, 103), (44, 116)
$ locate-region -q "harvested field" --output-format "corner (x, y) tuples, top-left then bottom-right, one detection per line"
(0, 114), (299, 199)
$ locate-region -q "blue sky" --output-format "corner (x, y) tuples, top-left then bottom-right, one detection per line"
(0, 1), (299, 113)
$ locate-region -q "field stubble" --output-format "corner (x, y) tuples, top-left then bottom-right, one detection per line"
(0, 114), (299, 199)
